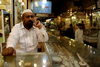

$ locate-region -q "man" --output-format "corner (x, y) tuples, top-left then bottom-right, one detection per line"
(2, 9), (48, 56)
(81, 21), (85, 29)
(75, 24), (84, 43)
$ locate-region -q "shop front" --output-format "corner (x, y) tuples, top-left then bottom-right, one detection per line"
(92, 11), (100, 28)
(16, 0), (27, 24)
(62, 13), (71, 29)
(71, 11), (90, 29)
(0, 0), (12, 42)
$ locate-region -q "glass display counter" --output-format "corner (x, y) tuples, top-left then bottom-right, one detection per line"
(45, 31), (100, 67)
(0, 29), (100, 67)
(83, 29), (98, 43)
(0, 53), (51, 67)
(83, 29), (98, 37)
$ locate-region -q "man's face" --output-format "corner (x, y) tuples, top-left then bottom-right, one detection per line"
(22, 12), (34, 29)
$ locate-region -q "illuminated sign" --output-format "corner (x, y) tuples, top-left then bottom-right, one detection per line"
(33, 1), (52, 14)
(36, 13), (48, 17)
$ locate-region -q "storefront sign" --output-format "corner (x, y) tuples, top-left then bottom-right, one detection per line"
(36, 13), (49, 17)
(49, 13), (54, 17)
(77, 12), (86, 19)
(0, 5), (6, 9)
(33, 1), (52, 14)
(62, 13), (70, 18)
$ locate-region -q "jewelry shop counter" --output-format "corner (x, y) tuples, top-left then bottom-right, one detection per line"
(0, 31), (100, 67)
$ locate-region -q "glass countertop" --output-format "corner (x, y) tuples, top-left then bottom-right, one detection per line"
(0, 53), (51, 67)
(46, 29), (100, 67)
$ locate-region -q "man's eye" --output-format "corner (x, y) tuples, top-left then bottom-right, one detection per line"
(26, 16), (29, 18)
(31, 16), (33, 18)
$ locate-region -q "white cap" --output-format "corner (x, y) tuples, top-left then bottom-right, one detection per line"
(22, 9), (32, 15)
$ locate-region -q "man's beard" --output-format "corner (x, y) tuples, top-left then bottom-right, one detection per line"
(24, 20), (33, 29)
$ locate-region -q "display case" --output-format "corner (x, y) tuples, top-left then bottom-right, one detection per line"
(0, 53), (52, 67)
(83, 29), (98, 43)
(0, 29), (100, 67)
(45, 31), (100, 67)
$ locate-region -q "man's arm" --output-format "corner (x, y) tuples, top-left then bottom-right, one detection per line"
(33, 20), (48, 42)
(37, 27), (48, 42)
(2, 24), (19, 56)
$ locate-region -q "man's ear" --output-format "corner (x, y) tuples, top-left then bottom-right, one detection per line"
(21, 14), (24, 21)
(21, 17), (23, 21)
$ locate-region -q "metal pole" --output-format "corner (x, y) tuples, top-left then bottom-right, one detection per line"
(1, 10), (5, 42)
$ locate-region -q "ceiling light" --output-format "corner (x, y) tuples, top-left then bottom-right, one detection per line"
(18, 0), (22, 2)
(0, 1), (2, 4)
(21, 2), (24, 5)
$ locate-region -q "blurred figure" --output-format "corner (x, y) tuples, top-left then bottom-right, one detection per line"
(65, 24), (74, 39)
(4, 20), (10, 34)
(81, 21), (85, 29)
(93, 21), (96, 27)
(60, 25), (65, 36)
(75, 23), (84, 43)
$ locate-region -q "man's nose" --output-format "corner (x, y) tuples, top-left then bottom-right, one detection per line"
(29, 17), (33, 20)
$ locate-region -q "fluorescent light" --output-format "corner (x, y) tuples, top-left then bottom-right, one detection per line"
(43, 60), (46, 64)
(18, 0), (22, 2)
(21, 2), (24, 5)
(34, 63), (37, 67)
(0, 1), (2, 4)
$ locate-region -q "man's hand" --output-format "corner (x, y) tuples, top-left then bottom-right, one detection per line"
(2, 47), (16, 56)
(33, 20), (42, 29)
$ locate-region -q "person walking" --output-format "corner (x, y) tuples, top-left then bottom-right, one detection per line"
(75, 24), (84, 43)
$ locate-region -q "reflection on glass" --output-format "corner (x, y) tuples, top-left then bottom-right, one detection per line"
(69, 41), (71, 45)
(43, 59), (46, 64)
(93, 52), (95, 54)
(88, 45), (90, 47)
(34, 63), (37, 67)
(73, 45), (75, 47)
(18, 62), (22, 66)
(42, 65), (46, 67)
(90, 50), (92, 54)
(84, 44), (86, 46)
(90, 46), (92, 49)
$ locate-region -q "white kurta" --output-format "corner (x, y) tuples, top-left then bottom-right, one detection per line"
(6, 22), (48, 53)
(75, 28), (84, 43)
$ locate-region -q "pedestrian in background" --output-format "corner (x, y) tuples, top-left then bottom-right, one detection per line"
(75, 23), (84, 43)
(65, 24), (74, 39)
